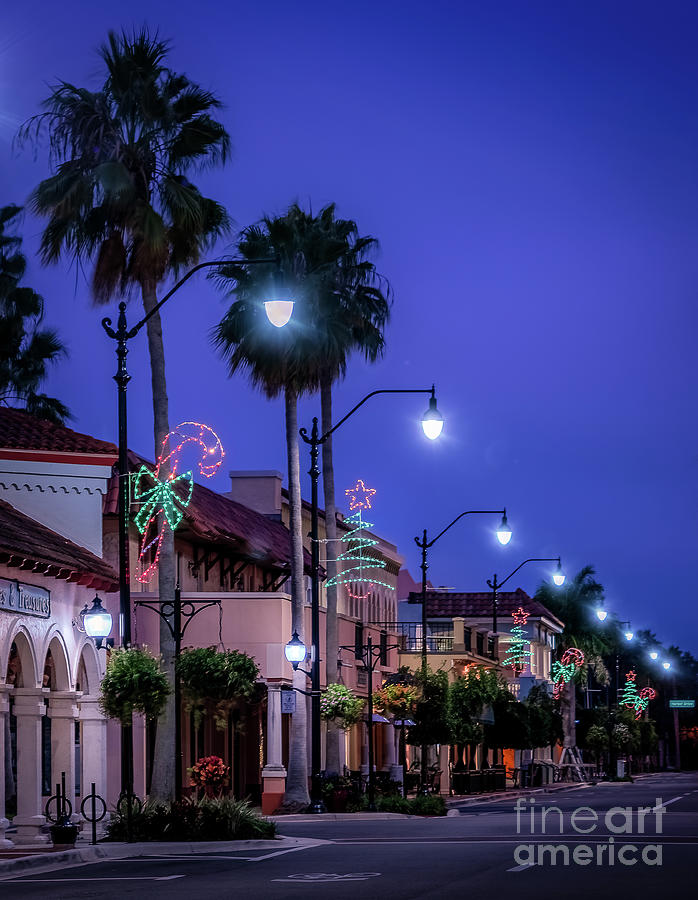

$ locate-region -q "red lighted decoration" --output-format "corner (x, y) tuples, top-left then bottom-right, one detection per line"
(621, 670), (657, 719)
(133, 422), (224, 583)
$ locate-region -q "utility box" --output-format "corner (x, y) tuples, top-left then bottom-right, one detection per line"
(616, 758), (626, 778)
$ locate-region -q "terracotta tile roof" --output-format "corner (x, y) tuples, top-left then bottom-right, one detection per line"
(0, 499), (118, 591)
(0, 408), (117, 457)
(104, 452), (312, 575)
(409, 588), (564, 627)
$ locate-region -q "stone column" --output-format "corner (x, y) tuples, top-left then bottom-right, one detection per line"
(360, 721), (369, 775)
(261, 684), (286, 815)
(48, 691), (80, 818)
(452, 617), (466, 654)
(386, 723), (402, 782)
(438, 744), (450, 795)
(0, 685), (13, 848)
(12, 688), (49, 845)
(79, 698), (107, 809)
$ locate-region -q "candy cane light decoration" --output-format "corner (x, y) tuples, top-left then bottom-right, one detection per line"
(133, 422), (224, 583)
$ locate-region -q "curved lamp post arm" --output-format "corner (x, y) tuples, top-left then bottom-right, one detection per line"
(486, 557), (561, 592)
(300, 386), (437, 447)
(420, 509), (507, 550)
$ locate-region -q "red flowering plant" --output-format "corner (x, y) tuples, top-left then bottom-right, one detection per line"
(188, 755), (230, 797)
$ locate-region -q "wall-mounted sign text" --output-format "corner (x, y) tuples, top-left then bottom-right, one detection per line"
(0, 578), (51, 618)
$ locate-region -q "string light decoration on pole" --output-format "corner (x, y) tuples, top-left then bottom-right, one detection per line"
(132, 422), (224, 582)
(501, 607), (532, 675)
(620, 670), (657, 719)
(551, 647), (585, 700)
(325, 480), (395, 603)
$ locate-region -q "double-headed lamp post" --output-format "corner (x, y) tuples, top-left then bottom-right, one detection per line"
(415, 508), (512, 793)
(487, 557), (565, 641)
(298, 386), (443, 813)
(102, 255), (289, 810)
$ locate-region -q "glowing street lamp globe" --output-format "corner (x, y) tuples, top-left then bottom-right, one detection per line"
(662, 661), (671, 670)
(82, 596), (112, 641)
(596, 608), (608, 622)
(421, 393), (444, 440)
(624, 630), (634, 642)
(284, 631), (307, 670)
(649, 651), (659, 660)
(264, 300), (294, 328)
(552, 561), (566, 587)
(496, 513), (512, 546)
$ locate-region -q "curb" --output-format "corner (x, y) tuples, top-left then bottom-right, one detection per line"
(270, 813), (413, 822)
(447, 782), (593, 809)
(0, 836), (321, 880)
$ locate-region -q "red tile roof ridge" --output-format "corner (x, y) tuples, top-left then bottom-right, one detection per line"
(0, 407), (117, 456)
(0, 498), (118, 591)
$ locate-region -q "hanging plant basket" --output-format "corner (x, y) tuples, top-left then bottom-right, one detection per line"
(99, 647), (170, 724)
(177, 647), (259, 730)
(320, 684), (364, 730)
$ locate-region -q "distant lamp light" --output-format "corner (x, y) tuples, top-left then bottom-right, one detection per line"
(552, 560), (566, 587)
(284, 631), (307, 670)
(421, 389), (444, 440)
(624, 630), (634, 642)
(596, 608), (608, 622)
(82, 596), (112, 642)
(662, 661), (671, 670)
(496, 512), (512, 546)
(649, 651), (659, 660)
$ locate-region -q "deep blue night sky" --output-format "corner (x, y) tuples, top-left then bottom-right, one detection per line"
(1, 1), (696, 653)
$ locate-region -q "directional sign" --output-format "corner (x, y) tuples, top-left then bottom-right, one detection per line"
(669, 699), (695, 709)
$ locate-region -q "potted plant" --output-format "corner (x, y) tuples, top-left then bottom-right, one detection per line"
(98, 646), (170, 724)
(320, 774), (355, 812)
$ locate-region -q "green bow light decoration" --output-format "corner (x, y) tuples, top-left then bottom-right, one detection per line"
(132, 422), (224, 583)
(551, 647), (585, 700)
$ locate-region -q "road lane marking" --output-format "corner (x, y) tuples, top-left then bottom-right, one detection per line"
(653, 796), (683, 810)
(507, 864), (534, 872)
(3, 876), (186, 883)
(271, 872), (381, 883)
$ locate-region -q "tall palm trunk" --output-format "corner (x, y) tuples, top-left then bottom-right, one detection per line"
(320, 376), (341, 775)
(140, 282), (177, 801)
(282, 386), (310, 808)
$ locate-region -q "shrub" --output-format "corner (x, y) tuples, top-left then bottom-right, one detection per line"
(349, 793), (447, 816)
(106, 796), (276, 842)
(99, 647), (170, 724)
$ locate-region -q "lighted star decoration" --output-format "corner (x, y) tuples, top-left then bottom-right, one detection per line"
(345, 479), (376, 510)
(512, 607), (529, 625)
(626, 670), (637, 683)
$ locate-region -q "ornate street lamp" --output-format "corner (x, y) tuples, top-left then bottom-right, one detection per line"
(284, 632), (307, 670)
(75, 595), (112, 648)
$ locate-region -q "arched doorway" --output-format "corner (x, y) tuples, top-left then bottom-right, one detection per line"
(76, 642), (107, 803)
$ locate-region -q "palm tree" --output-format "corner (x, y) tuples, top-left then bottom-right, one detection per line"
(312, 208), (391, 775)
(535, 565), (612, 745)
(213, 206), (343, 808)
(22, 29), (230, 799)
(0, 204), (70, 423)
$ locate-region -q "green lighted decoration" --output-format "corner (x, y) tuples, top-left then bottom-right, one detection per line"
(325, 479), (394, 601)
(551, 647), (585, 700)
(621, 670), (657, 720)
(133, 422), (224, 583)
(501, 607), (532, 674)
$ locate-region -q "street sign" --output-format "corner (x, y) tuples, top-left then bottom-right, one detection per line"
(281, 690), (297, 713)
(669, 699), (695, 709)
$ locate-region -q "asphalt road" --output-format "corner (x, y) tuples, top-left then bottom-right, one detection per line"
(2, 772), (696, 899)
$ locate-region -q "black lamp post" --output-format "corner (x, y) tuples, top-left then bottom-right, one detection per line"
(414, 509), (511, 793)
(299, 387), (443, 813)
(101, 255), (286, 809)
(486, 557), (565, 647)
(338, 635), (400, 811)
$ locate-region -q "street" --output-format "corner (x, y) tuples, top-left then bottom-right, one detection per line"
(1, 773), (696, 899)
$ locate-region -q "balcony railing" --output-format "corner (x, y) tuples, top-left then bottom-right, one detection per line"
(385, 622), (454, 653)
